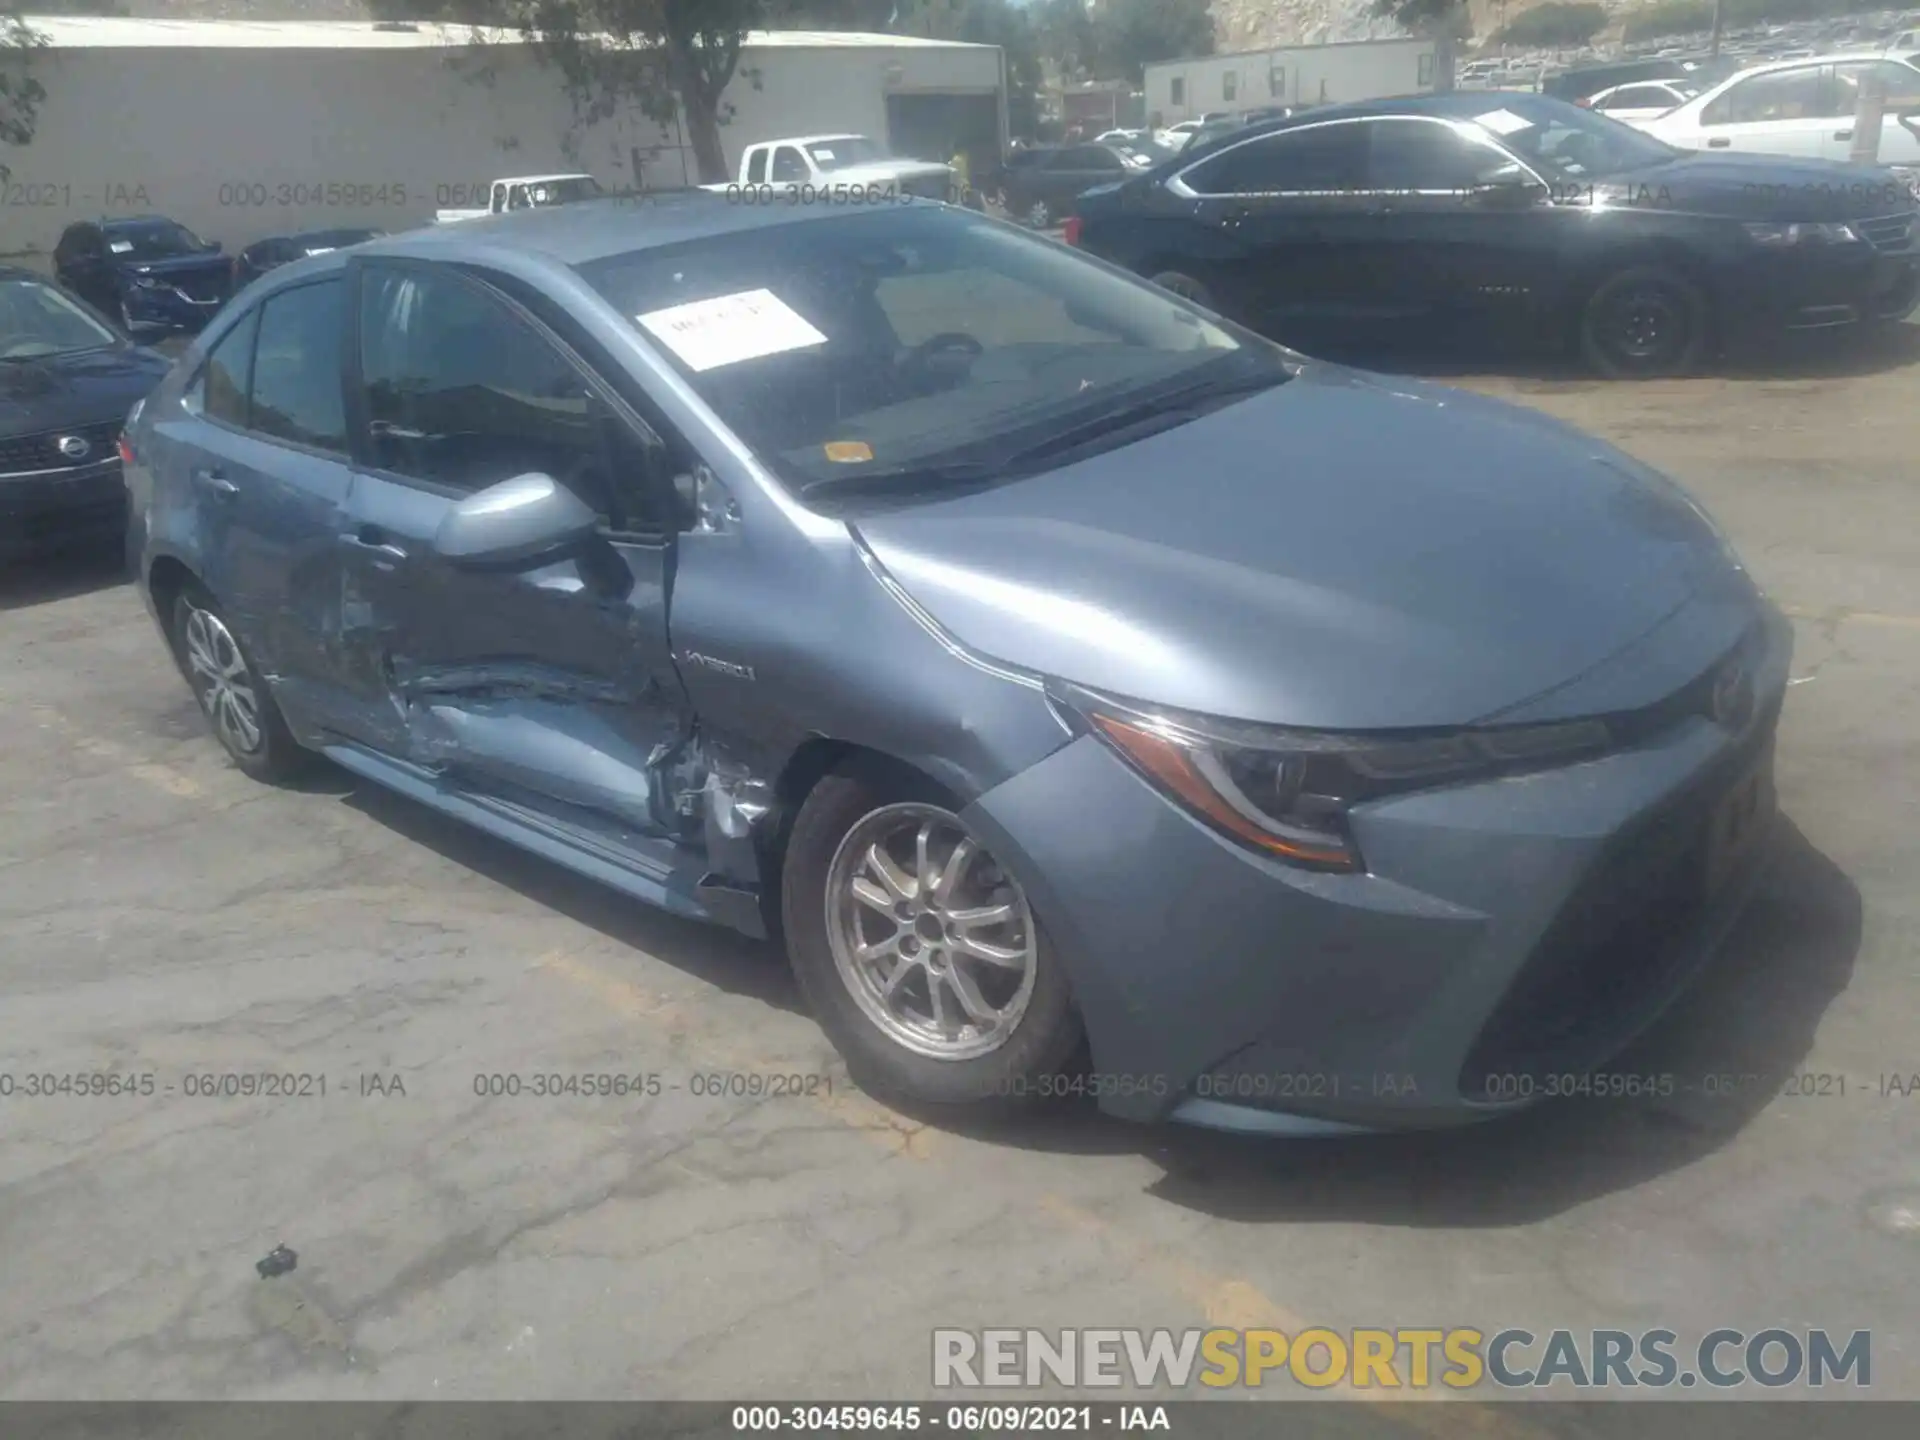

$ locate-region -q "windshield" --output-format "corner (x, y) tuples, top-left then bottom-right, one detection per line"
(0, 278), (121, 359)
(577, 205), (1279, 495)
(104, 221), (207, 260)
(529, 177), (603, 205)
(806, 138), (889, 171)
(1467, 95), (1681, 180)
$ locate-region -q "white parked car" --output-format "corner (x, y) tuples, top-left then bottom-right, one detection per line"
(1641, 53), (1920, 169)
(433, 173), (603, 224)
(1586, 78), (1702, 125)
(1154, 120), (1203, 151)
(1094, 127), (1145, 143)
(706, 134), (955, 199)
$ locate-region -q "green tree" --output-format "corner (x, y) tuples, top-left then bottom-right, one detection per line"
(1370, 0), (1470, 92)
(1, 6), (49, 186)
(1034, 0), (1095, 80)
(1092, 0), (1213, 86)
(1492, 2), (1608, 46)
(367, 0), (767, 184)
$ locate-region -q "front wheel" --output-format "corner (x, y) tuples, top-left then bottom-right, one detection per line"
(1577, 264), (1709, 379)
(782, 767), (1083, 1107)
(1151, 269), (1219, 312)
(1024, 198), (1053, 229)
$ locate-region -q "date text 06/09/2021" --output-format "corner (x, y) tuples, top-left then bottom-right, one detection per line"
(729, 1405), (1170, 1432)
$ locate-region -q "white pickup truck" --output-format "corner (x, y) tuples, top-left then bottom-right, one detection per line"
(433, 173), (606, 224)
(703, 135), (957, 200)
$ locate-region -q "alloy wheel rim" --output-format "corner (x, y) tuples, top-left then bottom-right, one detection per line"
(183, 604), (263, 756)
(1028, 201), (1050, 227)
(824, 803), (1038, 1061)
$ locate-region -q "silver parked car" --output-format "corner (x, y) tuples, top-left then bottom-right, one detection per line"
(124, 194), (1787, 1135)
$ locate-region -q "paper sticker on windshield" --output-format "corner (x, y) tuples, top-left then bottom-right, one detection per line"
(823, 440), (872, 464)
(109, 240), (135, 254)
(813, 148), (836, 162)
(637, 288), (828, 372)
(1474, 108), (1533, 136)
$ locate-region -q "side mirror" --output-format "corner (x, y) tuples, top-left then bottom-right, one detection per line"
(1471, 174), (1546, 207)
(432, 473), (600, 569)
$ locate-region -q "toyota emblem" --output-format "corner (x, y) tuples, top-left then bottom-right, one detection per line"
(1710, 656), (1753, 729)
(56, 434), (92, 460)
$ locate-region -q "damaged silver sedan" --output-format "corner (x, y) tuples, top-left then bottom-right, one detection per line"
(126, 194), (1784, 1133)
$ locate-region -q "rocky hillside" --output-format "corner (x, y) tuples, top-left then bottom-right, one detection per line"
(1209, 0), (1615, 50)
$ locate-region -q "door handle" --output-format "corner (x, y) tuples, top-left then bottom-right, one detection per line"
(342, 527), (409, 563)
(193, 468), (237, 498)
(1707, 137), (1731, 148)
(1835, 129), (1854, 140)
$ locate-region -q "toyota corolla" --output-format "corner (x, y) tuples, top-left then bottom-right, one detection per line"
(122, 194), (1787, 1134)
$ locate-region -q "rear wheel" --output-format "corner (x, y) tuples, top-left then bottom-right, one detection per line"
(169, 582), (310, 782)
(1024, 198), (1053, 229)
(782, 766), (1083, 1107)
(1577, 264), (1709, 379)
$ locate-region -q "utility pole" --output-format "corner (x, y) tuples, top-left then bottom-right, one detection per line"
(1710, 0), (1724, 59)
(1850, 67), (1887, 166)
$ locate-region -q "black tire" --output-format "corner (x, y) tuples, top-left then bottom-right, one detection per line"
(781, 763), (1084, 1108)
(168, 581), (311, 782)
(1577, 264), (1709, 379)
(1151, 269), (1219, 311)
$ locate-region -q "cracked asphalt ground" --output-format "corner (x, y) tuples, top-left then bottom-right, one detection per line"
(2, 335), (1919, 1418)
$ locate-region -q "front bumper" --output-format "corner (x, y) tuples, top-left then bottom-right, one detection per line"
(0, 459), (127, 558)
(1723, 240), (1920, 338)
(122, 282), (227, 333)
(963, 602), (1792, 1133)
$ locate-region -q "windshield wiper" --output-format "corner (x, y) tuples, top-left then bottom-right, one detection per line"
(798, 368), (1290, 501)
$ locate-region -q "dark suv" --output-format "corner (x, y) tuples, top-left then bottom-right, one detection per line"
(54, 216), (232, 337)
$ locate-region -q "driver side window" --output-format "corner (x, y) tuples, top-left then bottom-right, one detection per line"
(771, 146), (808, 182)
(357, 265), (612, 519)
(1704, 67), (1822, 125)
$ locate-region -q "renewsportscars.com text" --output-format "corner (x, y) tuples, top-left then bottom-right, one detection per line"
(932, 1327), (1871, 1391)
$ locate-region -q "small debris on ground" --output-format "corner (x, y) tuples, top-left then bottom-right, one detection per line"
(255, 1243), (298, 1279)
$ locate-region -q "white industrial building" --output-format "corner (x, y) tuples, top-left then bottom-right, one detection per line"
(0, 17), (1007, 258)
(1144, 37), (1439, 126)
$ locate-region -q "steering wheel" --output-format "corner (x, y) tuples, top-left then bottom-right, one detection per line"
(901, 331), (983, 372)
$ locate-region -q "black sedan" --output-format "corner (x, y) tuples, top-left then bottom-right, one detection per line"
(232, 228), (384, 290)
(1068, 92), (1920, 377)
(1, 266), (170, 559)
(53, 215), (232, 338)
(998, 142), (1161, 228)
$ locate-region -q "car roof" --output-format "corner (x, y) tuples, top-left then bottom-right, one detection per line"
(779, 134), (869, 147)
(1711, 48), (1908, 79)
(99, 214), (183, 229)
(353, 188), (936, 268)
(495, 173), (595, 186)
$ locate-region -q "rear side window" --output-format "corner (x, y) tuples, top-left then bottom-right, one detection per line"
(746, 148), (769, 184)
(248, 280), (347, 453)
(1187, 124), (1367, 194)
(199, 310), (257, 428)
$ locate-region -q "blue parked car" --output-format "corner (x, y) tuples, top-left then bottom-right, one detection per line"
(122, 194), (1785, 1135)
(53, 215), (233, 337)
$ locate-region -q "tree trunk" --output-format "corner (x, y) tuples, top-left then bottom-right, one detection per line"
(682, 91), (730, 183)
(1433, 17), (1457, 94)
(1850, 67), (1887, 166)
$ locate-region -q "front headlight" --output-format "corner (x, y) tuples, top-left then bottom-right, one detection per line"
(1050, 682), (1611, 873)
(1743, 221), (1861, 247)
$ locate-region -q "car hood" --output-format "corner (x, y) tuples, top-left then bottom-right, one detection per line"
(0, 345), (171, 437)
(852, 364), (1756, 730)
(1618, 148), (1919, 219)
